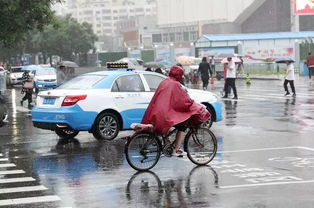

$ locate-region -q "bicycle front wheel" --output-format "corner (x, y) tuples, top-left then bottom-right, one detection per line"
(185, 127), (217, 166)
(125, 132), (161, 171)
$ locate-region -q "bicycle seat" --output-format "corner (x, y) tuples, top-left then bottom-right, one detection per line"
(131, 123), (154, 132)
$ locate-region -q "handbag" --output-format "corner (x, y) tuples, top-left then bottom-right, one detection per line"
(23, 80), (34, 89)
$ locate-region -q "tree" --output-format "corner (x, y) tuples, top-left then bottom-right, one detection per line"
(0, 0), (61, 47)
(30, 16), (97, 65)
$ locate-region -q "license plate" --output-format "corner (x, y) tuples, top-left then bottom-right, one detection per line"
(43, 98), (56, 105)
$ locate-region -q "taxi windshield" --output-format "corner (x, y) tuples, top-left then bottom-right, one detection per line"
(58, 74), (106, 89)
(36, 69), (56, 76)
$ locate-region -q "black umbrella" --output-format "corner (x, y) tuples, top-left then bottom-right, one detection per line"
(274, 57), (295, 63)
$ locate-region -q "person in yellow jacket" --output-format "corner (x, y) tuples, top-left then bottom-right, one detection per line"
(246, 73), (251, 85)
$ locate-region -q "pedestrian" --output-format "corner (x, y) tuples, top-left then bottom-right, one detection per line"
(210, 56), (215, 76)
(246, 73), (251, 85)
(220, 63), (231, 96)
(222, 57), (238, 99)
(237, 56), (244, 74)
(305, 52), (314, 81)
(57, 65), (67, 86)
(20, 71), (34, 109)
(198, 57), (212, 90)
(283, 61), (296, 96)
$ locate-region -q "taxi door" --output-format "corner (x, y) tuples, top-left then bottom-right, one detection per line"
(111, 74), (147, 128)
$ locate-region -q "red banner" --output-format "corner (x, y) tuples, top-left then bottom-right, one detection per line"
(294, 0), (314, 14)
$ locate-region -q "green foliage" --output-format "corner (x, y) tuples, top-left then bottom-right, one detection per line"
(29, 15), (97, 62)
(0, 14), (97, 65)
(0, 0), (61, 46)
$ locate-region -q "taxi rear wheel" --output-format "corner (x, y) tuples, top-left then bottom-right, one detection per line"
(92, 112), (120, 140)
(55, 128), (79, 139)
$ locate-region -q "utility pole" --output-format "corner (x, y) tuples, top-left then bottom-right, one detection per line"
(291, 0), (300, 68)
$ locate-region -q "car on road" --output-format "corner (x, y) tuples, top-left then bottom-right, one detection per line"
(32, 67), (57, 92)
(6, 66), (24, 85)
(31, 70), (223, 140)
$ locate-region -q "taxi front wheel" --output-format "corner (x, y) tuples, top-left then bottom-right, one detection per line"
(92, 112), (120, 140)
(55, 128), (79, 139)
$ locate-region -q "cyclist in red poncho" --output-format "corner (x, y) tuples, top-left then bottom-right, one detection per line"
(141, 65), (210, 155)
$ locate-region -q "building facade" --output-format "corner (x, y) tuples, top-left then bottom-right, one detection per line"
(66, 0), (157, 37)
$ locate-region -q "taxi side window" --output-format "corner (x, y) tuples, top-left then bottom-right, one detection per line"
(112, 75), (144, 92)
(143, 74), (165, 91)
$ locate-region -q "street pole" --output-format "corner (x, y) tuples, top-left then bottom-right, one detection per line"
(291, 0), (300, 70)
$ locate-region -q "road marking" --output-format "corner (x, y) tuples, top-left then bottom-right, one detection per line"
(0, 177), (35, 184)
(0, 163), (16, 168)
(0, 195), (61, 206)
(218, 146), (299, 153)
(220, 179), (314, 189)
(0, 185), (48, 194)
(0, 158), (8, 162)
(0, 170), (25, 175)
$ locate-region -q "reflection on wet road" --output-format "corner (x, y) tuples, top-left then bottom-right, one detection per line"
(1, 78), (314, 207)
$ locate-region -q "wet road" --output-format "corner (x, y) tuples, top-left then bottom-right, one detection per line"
(1, 77), (314, 207)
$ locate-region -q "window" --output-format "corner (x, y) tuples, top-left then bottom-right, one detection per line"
(102, 9), (111, 13)
(169, 33), (175, 42)
(176, 32), (183, 41)
(143, 74), (165, 92)
(59, 75), (106, 89)
(112, 75), (144, 92)
(183, 32), (189, 41)
(152, 34), (162, 43)
(103, 16), (111, 20)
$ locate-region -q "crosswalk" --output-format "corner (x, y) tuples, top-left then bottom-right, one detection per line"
(0, 152), (61, 207)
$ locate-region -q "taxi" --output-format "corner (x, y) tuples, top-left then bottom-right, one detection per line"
(32, 64), (223, 140)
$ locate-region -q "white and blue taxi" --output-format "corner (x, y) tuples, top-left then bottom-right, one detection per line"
(32, 69), (223, 140)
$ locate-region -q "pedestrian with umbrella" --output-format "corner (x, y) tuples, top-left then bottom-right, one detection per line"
(275, 57), (296, 96)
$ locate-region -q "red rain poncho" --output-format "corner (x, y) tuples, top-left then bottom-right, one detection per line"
(141, 65), (210, 134)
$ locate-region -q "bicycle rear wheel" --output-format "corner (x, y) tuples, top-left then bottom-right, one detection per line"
(125, 132), (161, 171)
(185, 127), (217, 165)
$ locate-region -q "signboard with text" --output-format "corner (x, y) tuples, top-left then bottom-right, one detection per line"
(294, 0), (314, 14)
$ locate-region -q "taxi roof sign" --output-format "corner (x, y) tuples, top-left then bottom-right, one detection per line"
(106, 62), (128, 69)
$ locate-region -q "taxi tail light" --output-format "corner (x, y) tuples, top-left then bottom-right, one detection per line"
(62, 95), (87, 106)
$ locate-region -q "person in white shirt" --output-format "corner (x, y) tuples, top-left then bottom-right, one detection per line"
(283, 61), (296, 96)
(210, 56), (215, 76)
(222, 57), (238, 99)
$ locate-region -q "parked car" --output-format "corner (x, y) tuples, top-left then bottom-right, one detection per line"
(7, 66), (23, 85)
(0, 95), (8, 127)
(32, 70), (223, 140)
(32, 67), (57, 92)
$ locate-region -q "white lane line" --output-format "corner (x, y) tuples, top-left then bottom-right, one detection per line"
(0, 170), (25, 175)
(0, 164), (16, 168)
(0, 195), (61, 206)
(0, 177), (35, 184)
(0, 158), (8, 162)
(0, 185), (48, 194)
(218, 146), (299, 153)
(298, 146), (314, 152)
(220, 180), (314, 189)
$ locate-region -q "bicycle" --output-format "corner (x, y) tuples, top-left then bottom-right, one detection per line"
(124, 121), (217, 171)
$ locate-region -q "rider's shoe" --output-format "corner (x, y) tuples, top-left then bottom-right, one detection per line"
(173, 149), (187, 157)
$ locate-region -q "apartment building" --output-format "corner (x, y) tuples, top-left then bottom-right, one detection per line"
(66, 0), (156, 37)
